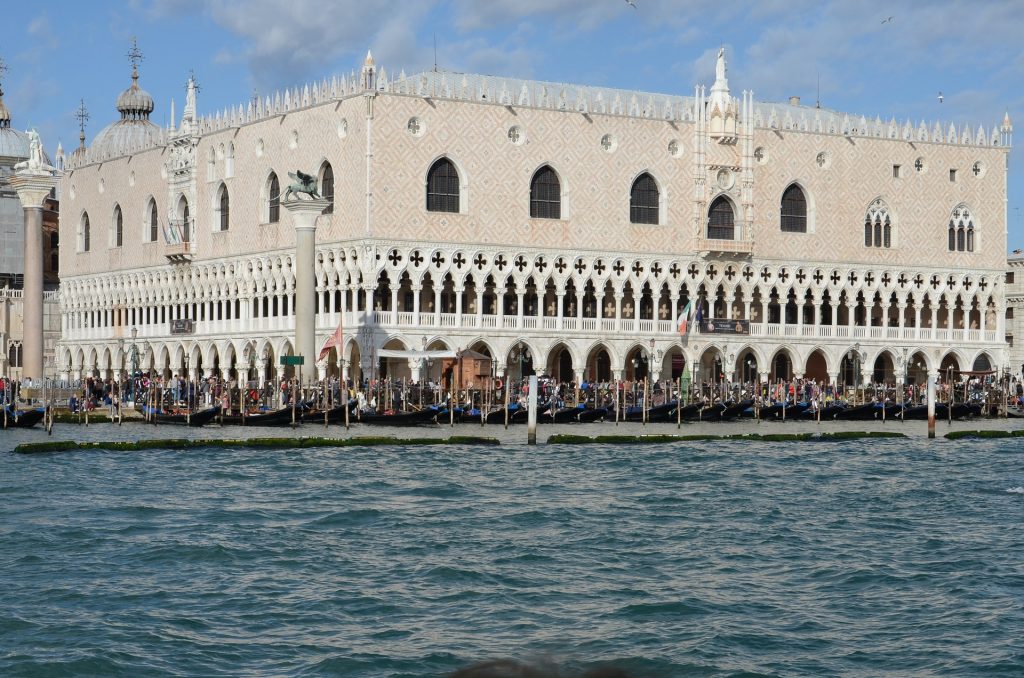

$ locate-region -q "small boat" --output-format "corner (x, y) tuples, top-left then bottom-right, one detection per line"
(577, 406), (612, 423)
(139, 405), (221, 427)
(485, 404), (521, 425)
(300, 399), (358, 423)
(621, 401), (678, 423)
(800, 403), (847, 420)
(2, 407), (46, 429)
(759, 402), (807, 421)
(677, 402), (707, 421)
(354, 407), (440, 426)
(220, 406), (303, 427)
(833, 402), (882, 421)
(717, 399), (755, 421)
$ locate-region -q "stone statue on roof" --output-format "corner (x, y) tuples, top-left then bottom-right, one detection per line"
(716, 47), (726, 83)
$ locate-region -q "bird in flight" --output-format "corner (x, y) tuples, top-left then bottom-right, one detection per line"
(937, 92), (944, 103)
(881, 16), (894, 23)
(624, 0), (637, 8)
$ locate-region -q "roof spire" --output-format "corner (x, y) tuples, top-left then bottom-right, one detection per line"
(0, 56), (10, 128)
(127, 36), (143, 82)
(75, 98), (89, 149)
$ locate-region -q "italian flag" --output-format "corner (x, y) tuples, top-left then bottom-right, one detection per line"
(677, 300), (693, 335)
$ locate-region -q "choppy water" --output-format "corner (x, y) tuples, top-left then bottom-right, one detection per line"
(2, 439), (1023, 677)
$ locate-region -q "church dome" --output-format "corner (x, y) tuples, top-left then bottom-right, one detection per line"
(115, 67), (155, 119)
(0, 127), (31, 159)
(0, 85), (51, 163)
(90, 63), (161, 158)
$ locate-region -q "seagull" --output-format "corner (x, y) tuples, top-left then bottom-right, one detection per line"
(938, 91), (944, 103)
(624, 0), (637, 8)
(881, 16), (893, 24)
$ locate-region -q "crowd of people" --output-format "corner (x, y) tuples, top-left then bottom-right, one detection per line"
(4, 370), (1022, 416)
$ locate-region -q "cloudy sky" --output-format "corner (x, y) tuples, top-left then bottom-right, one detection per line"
(3, 0), (1022, 249)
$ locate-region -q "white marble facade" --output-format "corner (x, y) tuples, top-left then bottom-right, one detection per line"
(57, 51), (1016, 387)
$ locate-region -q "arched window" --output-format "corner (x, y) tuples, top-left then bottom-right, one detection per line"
(630, 173), (659, 225)
(149, 199), (159, 242)
(268, 173), (281, 223)
(218, 184), (230, 231)
(780, 184), (807, 233)
(182, 200), (191, 242)
(113, 204), (123, 247)
(80, 212), (91, 252)
(949, 205), (975, 252)
(426, 158), (460, 213)
(707, 196), (734, 240)
(864, 199), (892, 249)
(321, 163), (334, 214)
(225, 142), (235, 178)
(530, 165), (561, 219)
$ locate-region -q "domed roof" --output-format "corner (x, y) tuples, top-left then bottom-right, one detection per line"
(0, 127), (30, 159)
(90, 118), (162, 158)
(89, 63), (160, 158)
(116, 66), (155, 119)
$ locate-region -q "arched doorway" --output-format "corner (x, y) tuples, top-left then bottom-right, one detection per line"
(873, 352), (895, 384)
(546, 343), (573, 382)
(939, 353), (961, 385)
(625, 345), (650, 381)
(972, 353), (992, 372)
(506, 341), (535, 382)
(586, 344), (612, 382)
(907, 351), (929, 385)
(770, 350), (793, 382)
(804, 350), (828, 383)
(738, 351), (758, 384)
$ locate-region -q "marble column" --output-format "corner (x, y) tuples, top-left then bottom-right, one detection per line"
(282, 197), (330, 383)
(10, 169), (59, 382)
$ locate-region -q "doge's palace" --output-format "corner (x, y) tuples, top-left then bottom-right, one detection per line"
(57, 48), (1014, 388)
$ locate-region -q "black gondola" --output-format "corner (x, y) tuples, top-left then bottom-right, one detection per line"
(833, 402), (882, 420)
(717, 399), (755, 421)
(220, 406), (303, 427)
(138, 405), (221, 427)
(2, 407), (45, 429)
(354, 408), (441, 426)
(300, 399), (358, 423)
(577, 406), (612, 423)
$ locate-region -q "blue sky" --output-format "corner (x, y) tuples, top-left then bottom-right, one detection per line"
(3, 0), (1022, 251)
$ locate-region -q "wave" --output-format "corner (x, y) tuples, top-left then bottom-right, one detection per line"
(1007, 486), (1024, 494)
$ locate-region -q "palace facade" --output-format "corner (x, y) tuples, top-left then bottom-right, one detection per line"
(57, 49), (1015, 387)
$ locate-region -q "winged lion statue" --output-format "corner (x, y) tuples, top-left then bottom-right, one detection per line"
(283, 170), (321, 201)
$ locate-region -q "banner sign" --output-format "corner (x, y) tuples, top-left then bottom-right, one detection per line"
(701, 318), (750, 335)
(170, 319), (194, 335)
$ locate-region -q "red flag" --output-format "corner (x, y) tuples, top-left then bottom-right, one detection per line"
(318, 318), (344, 361)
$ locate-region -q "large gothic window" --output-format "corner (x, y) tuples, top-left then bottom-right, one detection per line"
(182, 200), (191, 242)
(630, 173), (659, 225)
(530, 165), (561, 219)
(707, 196), (735, 240)
(948, 205), (975, 252)
(780, 184), (807, 233)
(864, 199), (892, 249)
(113, 204), (123, 247)
(268, 173), (281, 223)
(426, 158), (460, 213)
(321, 163), (334, 214)
(218, 184), (230, 231)
(149, 199), (159, 242)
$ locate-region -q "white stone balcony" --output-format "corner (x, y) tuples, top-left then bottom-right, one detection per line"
(61, 309), (1001, 347)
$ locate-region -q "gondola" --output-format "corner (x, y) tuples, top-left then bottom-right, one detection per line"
(299, 399), (358, 423)
(621, 401), (678, 423)
(1, 407), (46, 429)
(138, 404), (221, 427)
(833, 402), (882, 420)
(220, 406), (304, 427)
(717, 399), (755, 421)
(759, 402), (807, 421)
(800, 403), (847, 420)
(677, 402), (708, 421)
(354, 407), (441, 426)
(577, 406), (612, 423)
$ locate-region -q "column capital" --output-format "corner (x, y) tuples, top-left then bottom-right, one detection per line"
(282, 197), (332, 230)
(9, 171), (59, 209)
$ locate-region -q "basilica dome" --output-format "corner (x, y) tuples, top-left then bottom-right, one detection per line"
(0, 86), (51, 163)
(89, 64), (161, 158)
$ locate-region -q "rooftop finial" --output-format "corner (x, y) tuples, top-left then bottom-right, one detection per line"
(0, 56), (9, 128)
(75, 98), (90, 148)
(127, 36), (144, 81)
